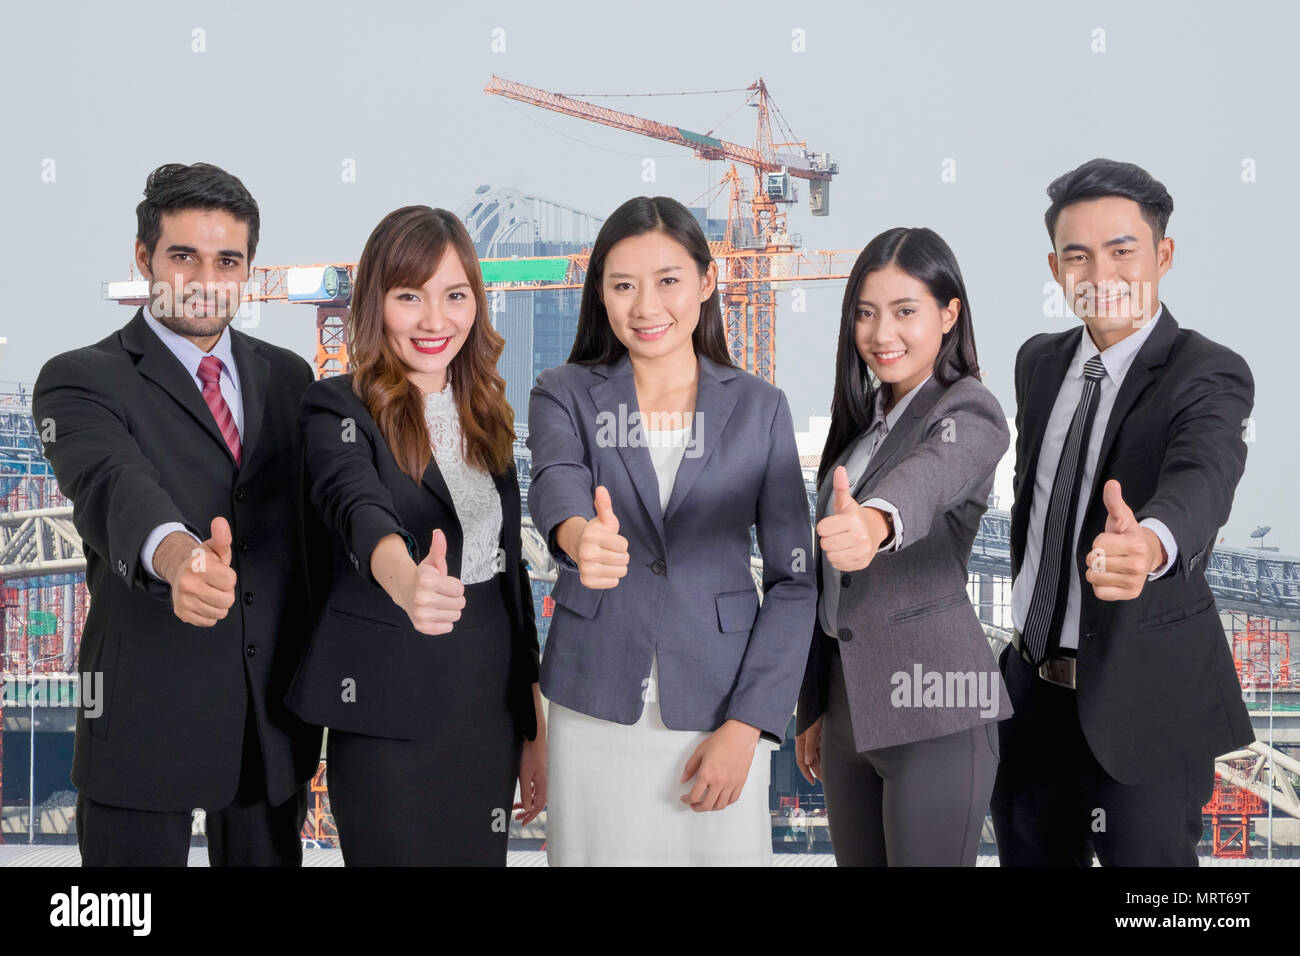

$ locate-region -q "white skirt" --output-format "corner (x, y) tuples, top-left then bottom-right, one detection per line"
(546, 654), (776, 866)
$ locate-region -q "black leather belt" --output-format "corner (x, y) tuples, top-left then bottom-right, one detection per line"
(1011, 629), (1077, 690)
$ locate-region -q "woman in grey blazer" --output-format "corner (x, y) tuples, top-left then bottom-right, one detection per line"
(795, 227), (1012, 866)
(527, 196), (817, 865)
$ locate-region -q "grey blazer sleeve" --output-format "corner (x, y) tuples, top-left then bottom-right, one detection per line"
(526, 371), (596, 571)
(865, 381), (1010, 550)
(723, 390), (818, 743)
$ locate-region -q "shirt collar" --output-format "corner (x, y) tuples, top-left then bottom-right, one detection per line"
(141, 303), (240, 392)
(872, 373), (932, 431)
(1076, 302), (1164, 385)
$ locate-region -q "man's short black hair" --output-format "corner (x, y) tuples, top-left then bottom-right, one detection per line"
(1044, 158), (1173, 248)
(136, 162), (260, 262)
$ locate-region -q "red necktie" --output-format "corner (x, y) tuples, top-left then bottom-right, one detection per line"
(197, 355), (242, 466)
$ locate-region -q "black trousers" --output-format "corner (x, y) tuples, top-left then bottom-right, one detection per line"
(991, 643), (1215, 866)
(76, 691), (308, 867)
(819, 646), (999, 866)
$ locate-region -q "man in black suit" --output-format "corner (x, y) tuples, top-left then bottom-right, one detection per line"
(991, 158), (1255, 866)
(33, 163), (328, 865)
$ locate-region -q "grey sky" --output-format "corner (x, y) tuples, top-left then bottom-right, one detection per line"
(3, 0), (1295, 547)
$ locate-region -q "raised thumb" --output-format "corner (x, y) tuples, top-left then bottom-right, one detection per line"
(208, 516), (233, 564)
(1103, 479), (1135, 532)
(832, 466), (854, 514)
(422, 528), (448, 574)
(594, 484), (618, 531)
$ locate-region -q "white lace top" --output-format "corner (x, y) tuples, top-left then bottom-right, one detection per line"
(423, 381), (504, 584)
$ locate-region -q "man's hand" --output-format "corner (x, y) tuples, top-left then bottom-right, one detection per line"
(816, 465), (891, 572)
(157, 517), (238, 627)
(680, 719), (761, 812)
(1086, 479), (1166, 601)
(399, 529), (466, 636)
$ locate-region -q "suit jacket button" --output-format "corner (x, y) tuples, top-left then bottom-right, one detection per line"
(838, 627), (853, 642)
(243, 591), (254, 605)
(238, 537), (249, 553)
(234, 487), (247, 501)
(245, 644), (256, 658)
(651, 559), (667, 575)
(841, 574), (852, 588)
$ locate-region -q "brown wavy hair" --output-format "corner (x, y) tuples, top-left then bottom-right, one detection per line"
(347, 205), (515, 482)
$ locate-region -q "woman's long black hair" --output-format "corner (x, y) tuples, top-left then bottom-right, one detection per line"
(817, 227), (981, 488)
(568, 196), (734, 368)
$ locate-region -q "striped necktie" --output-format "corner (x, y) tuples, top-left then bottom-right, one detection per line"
(197, 355), (242, 467)
(1021, 354), (1107, 665)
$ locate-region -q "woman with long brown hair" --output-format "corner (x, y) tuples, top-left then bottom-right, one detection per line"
(285, 205), (546, 865)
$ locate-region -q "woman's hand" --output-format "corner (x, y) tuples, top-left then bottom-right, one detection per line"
(816, 465), (892, 572)
(394, 529), (466, 635)
(556, 485), (630, 589)
(680, 719), (761, 812)
(514, 684), (548, 824)
(795, 716), (823, 785)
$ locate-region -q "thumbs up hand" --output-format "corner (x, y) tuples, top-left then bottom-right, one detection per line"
(1085, 479), (1166, 601)
(815, 466), (892, 573)
(402, 528), (466, 635)
(575, 485), (630, 589)
(160, 517), (238, 627)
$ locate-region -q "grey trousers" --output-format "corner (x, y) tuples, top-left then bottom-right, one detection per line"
(820, 648), (999, 866)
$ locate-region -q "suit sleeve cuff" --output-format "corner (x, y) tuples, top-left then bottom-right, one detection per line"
(1139, 517), (1178, 579)
(140, 522), (200, 581)
(862, 497), (903, 552)
(348, 503), (417, 585)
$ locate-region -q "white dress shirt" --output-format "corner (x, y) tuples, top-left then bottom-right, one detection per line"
(138, 305), (244, 580)
(1011, 306), (1177, 651)
(816, 375), (926, 636)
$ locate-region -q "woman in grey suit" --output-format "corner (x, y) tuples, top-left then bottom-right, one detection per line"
(795, 227), (1012, 866)
(527, 196), (817, 865)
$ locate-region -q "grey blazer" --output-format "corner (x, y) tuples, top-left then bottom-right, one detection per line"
(526, 351), (817, 743)
(796, 375), (1013, 751)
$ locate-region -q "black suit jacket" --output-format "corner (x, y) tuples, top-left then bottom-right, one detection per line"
(1010, 303), (1254, 784)
(32, 307), (329, 812)
(284, 373), (540, 742)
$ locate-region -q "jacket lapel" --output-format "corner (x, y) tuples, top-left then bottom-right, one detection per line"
(852, 376), (945, 497)
(1080, 304), (1179, 517)
(228, 327), (268, 471)
(121, 308), (238, 471)
(663, 356), (738, 524)
(587, 353), (669, 547)
(1013, 328), (1080, 529)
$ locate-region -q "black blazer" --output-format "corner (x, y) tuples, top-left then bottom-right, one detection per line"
(1010, 303), (1254, 785)
(284, 373), (539, 742)
(32, 307), (328, 812)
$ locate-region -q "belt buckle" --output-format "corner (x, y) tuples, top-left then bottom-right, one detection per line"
(1038, 657), (1076, 689)
(1012, 630), (1076, 689)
